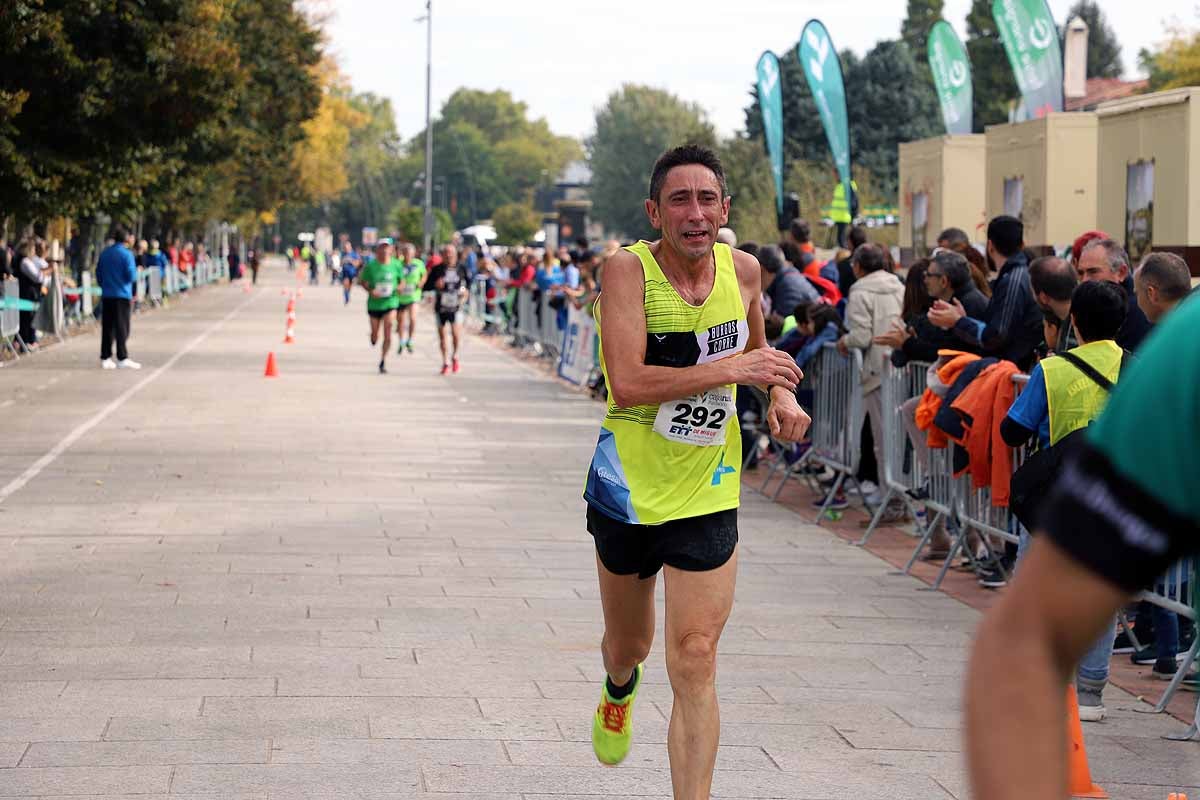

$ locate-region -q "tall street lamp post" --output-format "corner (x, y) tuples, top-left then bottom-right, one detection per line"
(418, 1), (434, 254)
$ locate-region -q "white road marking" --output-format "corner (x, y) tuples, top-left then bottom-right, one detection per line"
(0, 293), (258, 505)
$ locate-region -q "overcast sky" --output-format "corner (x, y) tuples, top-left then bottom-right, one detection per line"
(323, 1), (1194, 144)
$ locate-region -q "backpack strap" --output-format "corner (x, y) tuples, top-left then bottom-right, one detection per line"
(1057, 350), (1115, 392)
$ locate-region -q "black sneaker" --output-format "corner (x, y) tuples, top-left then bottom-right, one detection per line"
(1152, 658), (1178, 680)
(1112, 630), (1137, 654)
(1131, 647), (1160, 665)
(978, 566), (1008, 589)
(378, 360), (387, 374)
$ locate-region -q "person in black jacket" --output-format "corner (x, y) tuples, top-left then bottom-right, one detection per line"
(877, 250), (987, 366)
(927, 216), (1043, 371)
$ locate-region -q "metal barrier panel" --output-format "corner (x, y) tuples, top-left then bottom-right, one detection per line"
(807, 343), (862, 475)
(148, 269), (163, 303)
(539, 293), (561, 360)
(82, 272), (94, 317)
(515, 289), (538, 345)
(1, 277), (19, 339)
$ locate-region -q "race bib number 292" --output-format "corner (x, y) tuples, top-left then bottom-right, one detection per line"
(653, 387), (733, 446)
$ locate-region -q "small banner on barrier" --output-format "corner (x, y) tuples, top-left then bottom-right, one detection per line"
(558, 305), (596, 386)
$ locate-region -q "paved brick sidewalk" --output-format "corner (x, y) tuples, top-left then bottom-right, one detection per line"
(0, 264), (1195, 798)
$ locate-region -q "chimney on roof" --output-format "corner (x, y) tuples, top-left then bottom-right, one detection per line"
(1064, 16), (1089, 100)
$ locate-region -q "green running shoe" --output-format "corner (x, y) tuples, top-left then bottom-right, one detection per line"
(592, 663), (643, 765)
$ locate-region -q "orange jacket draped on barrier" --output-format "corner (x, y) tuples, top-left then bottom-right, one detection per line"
(949, 360), (1020, 507)
(914, 351), (980, 449)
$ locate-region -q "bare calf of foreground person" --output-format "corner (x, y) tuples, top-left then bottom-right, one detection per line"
(582, 145), (810, 798)
(966, 295), (1200, 799)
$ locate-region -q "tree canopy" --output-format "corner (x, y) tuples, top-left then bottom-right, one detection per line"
(741, 38), (938, 204)
(1141, 26), (1200, 91)
(902, 0), (946, 70)
(588, 85), (717, 240)
(1, 0), (322, 238)
(965, 0), (1020, 131)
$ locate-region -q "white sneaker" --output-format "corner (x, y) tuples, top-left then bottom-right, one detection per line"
(116, 358), (142, 370)
(1077, 702), (1107, 722)
(101, 358), (116, 370)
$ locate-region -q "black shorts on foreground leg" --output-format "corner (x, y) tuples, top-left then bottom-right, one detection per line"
(586, 505), (738, 579)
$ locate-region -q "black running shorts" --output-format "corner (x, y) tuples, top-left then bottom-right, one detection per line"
(368, 307), (396, 320)
(586, 505), (738, 579)
(436, 309), (464, 327)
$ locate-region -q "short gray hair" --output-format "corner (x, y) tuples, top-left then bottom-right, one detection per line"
(1082, 239), (1131, 274)
(1137, 252), (1192, 301)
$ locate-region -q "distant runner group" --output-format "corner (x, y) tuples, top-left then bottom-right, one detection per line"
(345, 239), (467, 375)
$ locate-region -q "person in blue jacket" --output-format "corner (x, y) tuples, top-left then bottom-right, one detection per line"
(96, 225), (140, 369)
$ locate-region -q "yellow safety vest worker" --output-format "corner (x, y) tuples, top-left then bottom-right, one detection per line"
(1042, 339), (1124, 446)
(584, 242), (749, 525)
(830, 180), (858, 224)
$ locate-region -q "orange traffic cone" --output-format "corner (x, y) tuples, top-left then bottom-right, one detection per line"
(1066, 686), (1107, 798)
(283, 326), (295, 344)
(286, 298), (295, 313)
(263, 352), (278, 377)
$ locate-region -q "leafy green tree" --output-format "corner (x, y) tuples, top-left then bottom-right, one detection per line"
(1141, 27), (1200, 91)
(1063, 1), (1123, 79)
(0, 0), (244, 221)
(587, 85), (717, 239)
(388, 200), (453, 246)
(492, 202), (540, 245)
(844, 40), (941, 198)
(965, 0), (1019, 131)
(902, 0), (946, 70)
(718, 135), (778, 245)
(403, 88), (581, 228)
(743, 40), (937, 203)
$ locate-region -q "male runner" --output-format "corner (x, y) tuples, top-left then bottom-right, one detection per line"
(425, 244), (469, 374)
(582, 144), (810, 798)
(359, 241), (399, 373)
(967, 294), (1200, 799)
(340, 241), (359, 305)
(395, 242), (426, 354)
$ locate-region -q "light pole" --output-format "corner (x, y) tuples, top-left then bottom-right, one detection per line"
(418, 0), (434, 255)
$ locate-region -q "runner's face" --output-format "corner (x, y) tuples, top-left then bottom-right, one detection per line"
(646, 164), (729, 261)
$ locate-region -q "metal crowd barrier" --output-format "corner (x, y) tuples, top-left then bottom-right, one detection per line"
(1134, 559), (1199, 738)
(464, 276), (505, 332)
(759, 344), (866, 523)
(799, 353), (1199, 737)
(1, 277), (23, 359)
(513, 288), (540, 348)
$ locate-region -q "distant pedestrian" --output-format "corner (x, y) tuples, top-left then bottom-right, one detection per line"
(248, 248), (260, 285)
(16, 239), (50, 351)
(97, 226), (140, 370)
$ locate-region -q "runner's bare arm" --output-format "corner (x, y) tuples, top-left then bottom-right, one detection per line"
(967, 536), (1128, 800)
(600, 249), (803, 409)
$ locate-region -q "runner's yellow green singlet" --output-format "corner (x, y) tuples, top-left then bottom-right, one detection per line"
(584, 241), (749, 525)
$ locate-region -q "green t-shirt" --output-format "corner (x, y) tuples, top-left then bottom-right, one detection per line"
(398, 259), (426, 304)
(361, 258), (401, 311)
(1041, 293), (1200, 592)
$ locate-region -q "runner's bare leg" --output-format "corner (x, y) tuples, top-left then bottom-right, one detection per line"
(663, 549), (737, 799)
(595, 553), (656, 687)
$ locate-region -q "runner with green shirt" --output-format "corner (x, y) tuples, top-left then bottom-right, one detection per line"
(395, 242), (426, 355)
(359, 241), (400, 374)
(967, 294), (1200, 799)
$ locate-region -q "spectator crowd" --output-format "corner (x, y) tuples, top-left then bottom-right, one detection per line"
(718, 212), (1197, 723)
